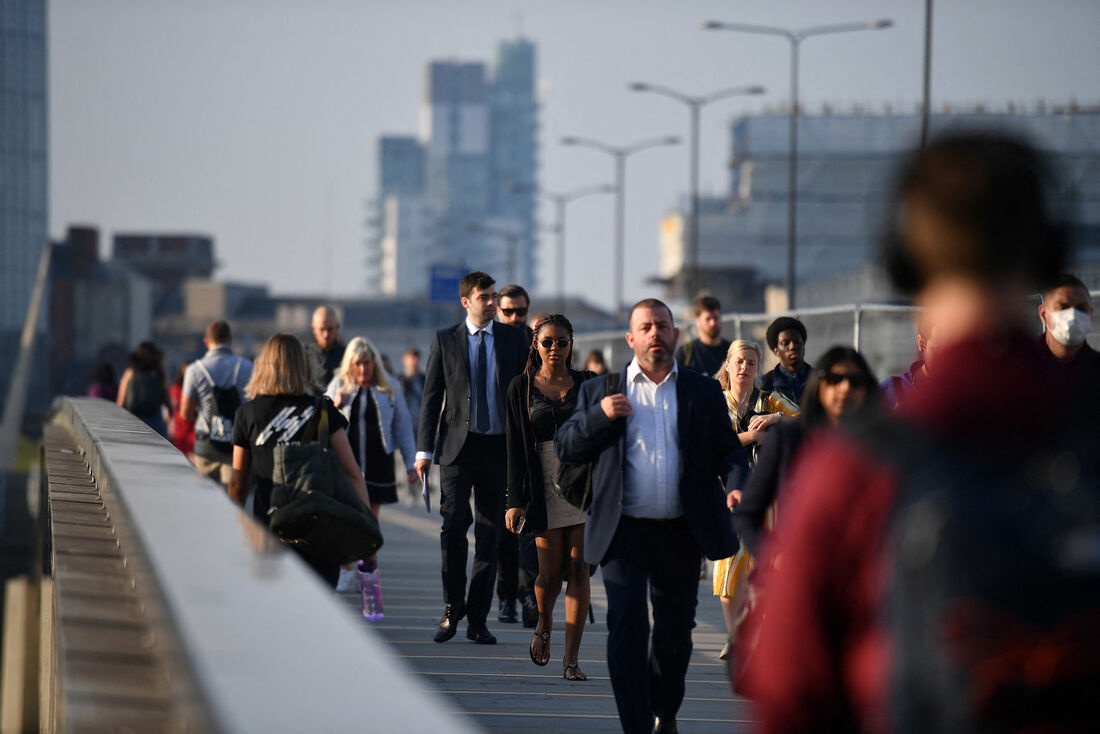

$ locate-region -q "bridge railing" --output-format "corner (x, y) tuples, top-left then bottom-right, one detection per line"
(13, 397), (474, 733)
(573, 302), (921, 378)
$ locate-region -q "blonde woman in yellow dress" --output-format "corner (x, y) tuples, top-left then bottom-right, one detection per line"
(711, 340), (799, 660)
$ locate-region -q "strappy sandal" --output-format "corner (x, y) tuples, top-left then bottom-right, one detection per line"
(529, 631), (550, 666)
(562, 656), (587, 681)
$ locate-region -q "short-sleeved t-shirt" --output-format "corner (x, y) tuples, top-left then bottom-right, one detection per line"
(182, 345), (253, 461)
(232, 394), (347, 518)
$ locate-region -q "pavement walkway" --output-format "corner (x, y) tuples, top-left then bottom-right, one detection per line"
(338, 497), (758, 733)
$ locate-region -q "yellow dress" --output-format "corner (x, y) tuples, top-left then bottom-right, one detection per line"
(713, 388), (799, 598)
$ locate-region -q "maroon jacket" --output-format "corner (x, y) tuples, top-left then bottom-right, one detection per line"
(739, 331), (1066, 733)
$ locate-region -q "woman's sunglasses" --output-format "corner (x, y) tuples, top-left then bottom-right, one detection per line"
(538, 337), (571, 350)
(821, 371), (873, 388)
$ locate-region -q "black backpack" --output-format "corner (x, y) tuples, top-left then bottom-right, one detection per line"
(850, 412), (1100, 732)
(194, 359), (243, 448)
(123, 369), (163, 416)
(268, 398), (383, 564)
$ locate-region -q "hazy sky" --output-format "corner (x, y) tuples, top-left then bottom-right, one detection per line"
(49, 0), (1100, 311)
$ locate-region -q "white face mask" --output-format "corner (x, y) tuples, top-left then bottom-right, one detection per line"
(1048, 307), (1092, 347)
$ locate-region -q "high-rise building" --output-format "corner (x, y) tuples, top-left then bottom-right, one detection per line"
(366, 136), (426, 292)
(0, 0), (49, 409)
(366, 38), (539, 297)
(488, 39), (538, 288)
(660, 106), (1100, 308)
(380, 195), (435, 295)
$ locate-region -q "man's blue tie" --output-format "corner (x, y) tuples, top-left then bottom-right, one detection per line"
(475, 330), (490, 433)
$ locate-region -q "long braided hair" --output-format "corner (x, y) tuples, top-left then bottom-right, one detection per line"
(524, 313), (575, 420)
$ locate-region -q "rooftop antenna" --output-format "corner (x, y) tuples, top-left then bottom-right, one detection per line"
(512, 12), (525, 38)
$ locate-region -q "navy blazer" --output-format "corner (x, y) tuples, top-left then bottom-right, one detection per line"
(417, 321), (529, 466)
(556, 366), (748, 565)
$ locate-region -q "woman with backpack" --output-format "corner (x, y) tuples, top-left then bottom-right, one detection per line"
(326, 336), (418, 619)
(228, 333), (369, 588)
(503, 314), (596, 681)
(117, 341), (172, 437)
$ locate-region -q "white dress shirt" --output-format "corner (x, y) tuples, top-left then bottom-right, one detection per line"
(622, 356), (682, 519)
(465, 318), (503, 435)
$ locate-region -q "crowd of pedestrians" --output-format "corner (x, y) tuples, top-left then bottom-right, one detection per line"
(98, 130), (1099, 733)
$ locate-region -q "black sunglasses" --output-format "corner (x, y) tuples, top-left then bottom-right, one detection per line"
(821, 371), (873, 388)
(538, 337), (571, 350)
(501, 307), (528, 317)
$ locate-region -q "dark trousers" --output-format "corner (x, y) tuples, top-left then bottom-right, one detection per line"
(497, 527), (538, 602)
(439, 433), (506, 625)
(601, 516), (701, 734)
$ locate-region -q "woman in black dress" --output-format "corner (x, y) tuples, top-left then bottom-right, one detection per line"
(505, 314), (594, 680)
(228, 333), (369, 588)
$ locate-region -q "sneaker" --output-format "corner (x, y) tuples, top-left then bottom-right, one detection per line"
(358, 565), (384, 621)
(335, 566), (359, 593)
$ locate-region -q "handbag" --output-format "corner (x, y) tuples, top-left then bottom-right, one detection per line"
(267, 398), (384, 564)
(553, 372), (620, 510)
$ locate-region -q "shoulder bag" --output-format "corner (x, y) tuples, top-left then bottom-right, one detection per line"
(267, 398), (383, 564)
(554, 372), (620, 511)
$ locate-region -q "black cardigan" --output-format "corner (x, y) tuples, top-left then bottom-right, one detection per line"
(505, 369), (594, 533)
(733, 419), (805, 556)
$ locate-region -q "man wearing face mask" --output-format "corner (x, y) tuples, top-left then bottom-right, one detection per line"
(1038, 273), (1099, 379)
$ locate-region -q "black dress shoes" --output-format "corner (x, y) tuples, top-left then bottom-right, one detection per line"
(652, 716), (678, 733)
(433, 602), (466, 643)
(498, 596), (519, 623)
(520, 594), (538, 628)
(465, 621), (497, 645)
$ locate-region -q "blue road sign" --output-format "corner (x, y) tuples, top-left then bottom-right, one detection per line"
(429, 265), (466, 303)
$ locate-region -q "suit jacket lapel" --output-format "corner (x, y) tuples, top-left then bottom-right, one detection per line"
(494, 326), (515, 394)
(450, 323), (471, 388)
(617, 367), (630, 456)
(676, 373), (691, 463)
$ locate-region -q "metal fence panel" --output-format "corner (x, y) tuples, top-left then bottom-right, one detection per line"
(573, 293), (1099, 383)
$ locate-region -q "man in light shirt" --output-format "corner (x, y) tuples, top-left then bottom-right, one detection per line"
(557, 298), (748, 734)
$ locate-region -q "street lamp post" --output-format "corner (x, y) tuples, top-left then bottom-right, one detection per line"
(701, 18), (893, 309)
(504, 182), (616, 299)
(541, 185), (616, 301)
(560, 135), (680, 319)
(628, 82), (765, 300)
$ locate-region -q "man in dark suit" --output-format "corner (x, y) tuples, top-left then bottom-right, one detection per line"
(495, 283), (539, 626)
(415, 271), (529, 645)
(557, 298), (748, 733)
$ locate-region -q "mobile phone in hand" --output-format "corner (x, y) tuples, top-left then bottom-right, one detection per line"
(516, 515), (527, 534)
